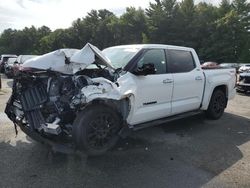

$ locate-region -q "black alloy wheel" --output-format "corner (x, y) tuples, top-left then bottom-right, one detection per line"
(73, 104), (122, 156)
(206, 89), (226, 120)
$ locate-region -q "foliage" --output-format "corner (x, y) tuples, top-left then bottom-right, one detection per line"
(0, 0), (249, 63)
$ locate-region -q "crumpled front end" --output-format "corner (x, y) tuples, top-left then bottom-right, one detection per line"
(4, 43), (129, 152)
(22, 43), (114, 75)
(5, 67), (125, 151)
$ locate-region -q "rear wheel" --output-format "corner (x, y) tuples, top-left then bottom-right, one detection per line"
(206, 89), (227, 120)
(73, 104), (122, 156)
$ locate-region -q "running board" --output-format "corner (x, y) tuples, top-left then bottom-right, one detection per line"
(133, 110), (203, 131)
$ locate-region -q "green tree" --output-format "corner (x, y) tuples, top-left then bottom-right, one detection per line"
(0, 1), (249, 63)
(219, 0), (232, 16)
(146, 0), (181, 44)
(71, 9), (118, 49)
(0, 29), (18, 54)
(39, 28), (73, 53)
(179, 0), (197, 47)
(118, 7), (148, 44)
(232, 0), (250, 62)
(194, 2), (219, 61)
(212, 10), (240, 62)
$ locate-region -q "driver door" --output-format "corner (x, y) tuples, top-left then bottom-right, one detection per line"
(129, 49), (174, 125)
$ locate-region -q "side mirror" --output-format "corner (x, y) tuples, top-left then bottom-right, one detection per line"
(134, 63), (156, 76)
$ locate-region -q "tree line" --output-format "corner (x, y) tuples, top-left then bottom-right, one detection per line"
(0, 0), (249, 63)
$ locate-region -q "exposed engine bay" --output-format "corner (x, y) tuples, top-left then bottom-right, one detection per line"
(5, 44), (132, 152)
(6, 66), (119, 135)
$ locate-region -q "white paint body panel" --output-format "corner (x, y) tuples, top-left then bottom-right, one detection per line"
(127, 73), (173, 125)
(200, 68), (236, 110)
(171, 69), (205, 115)
(70, 44), (236, 125)
(22, 49), (79, 74)
(85, 67), (236, 126)
(17, 55), (39, 64)
(22, 43), (236, 126)
(23, 43), (114, 74)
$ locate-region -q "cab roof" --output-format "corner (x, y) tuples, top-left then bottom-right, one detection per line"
(105, 44), (194, 51)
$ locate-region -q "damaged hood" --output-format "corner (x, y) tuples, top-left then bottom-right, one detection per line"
(22, 43), (114, 74)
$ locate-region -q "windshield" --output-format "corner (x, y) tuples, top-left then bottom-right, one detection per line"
(102, 47), (140, 69)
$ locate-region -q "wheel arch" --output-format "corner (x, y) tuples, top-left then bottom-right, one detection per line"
(201, 84), (229, 110)
(214, 85), (228, 97)
(210, 84), (228, 105)
(72, 101), (125, 155)
(83, 97), (132, 123)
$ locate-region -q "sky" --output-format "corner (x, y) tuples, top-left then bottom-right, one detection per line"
(0, 0), (222, 33)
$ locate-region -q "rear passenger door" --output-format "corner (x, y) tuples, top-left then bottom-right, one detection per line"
(166, 49), (205, 115)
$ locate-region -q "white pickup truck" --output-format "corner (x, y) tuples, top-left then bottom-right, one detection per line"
(5, 43), (236, 155)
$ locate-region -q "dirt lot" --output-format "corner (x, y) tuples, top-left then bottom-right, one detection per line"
(0, 75), (250, 188)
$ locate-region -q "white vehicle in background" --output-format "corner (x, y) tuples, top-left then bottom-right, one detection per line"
(237, 71), (250, 93)
(239, 64), (250, 73)
(4, 57), (17, 78)
(5, 43), (237, 155)
(0, 54), (17, 73)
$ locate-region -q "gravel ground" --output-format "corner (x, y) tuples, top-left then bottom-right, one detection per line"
(0, 74), (250, 188)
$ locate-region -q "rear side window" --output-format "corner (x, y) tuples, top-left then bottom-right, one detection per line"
(167, 49), (195, 73)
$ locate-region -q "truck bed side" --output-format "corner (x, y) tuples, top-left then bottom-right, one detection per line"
(201, 68), (236, 110)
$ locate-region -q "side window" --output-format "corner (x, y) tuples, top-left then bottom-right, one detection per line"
(137, 49), (166, 74)
(167, 49), (196, 73)
(3, 57), (8, 63)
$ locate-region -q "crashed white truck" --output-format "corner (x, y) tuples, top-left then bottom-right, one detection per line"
(5, 43), (236, 155)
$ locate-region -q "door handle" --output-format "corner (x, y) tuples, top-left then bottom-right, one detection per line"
(195, 76), (203, 81)
(163, 79), (173, 84)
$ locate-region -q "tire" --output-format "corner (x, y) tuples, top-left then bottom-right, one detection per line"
(206, 89), (227, 120)
(73, 104), (122, 156)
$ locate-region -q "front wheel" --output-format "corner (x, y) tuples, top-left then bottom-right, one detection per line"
(206, 89), (227, 120)
(73, 104), (122, 156)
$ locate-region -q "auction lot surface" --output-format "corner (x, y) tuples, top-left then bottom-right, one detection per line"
(0, 75), (250, 188)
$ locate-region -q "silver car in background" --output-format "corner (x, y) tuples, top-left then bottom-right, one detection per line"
(239, 64), (250, 73)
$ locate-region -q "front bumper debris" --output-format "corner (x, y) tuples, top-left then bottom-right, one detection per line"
(19, 123), (76, 154)
(5, 90), (75, 154)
